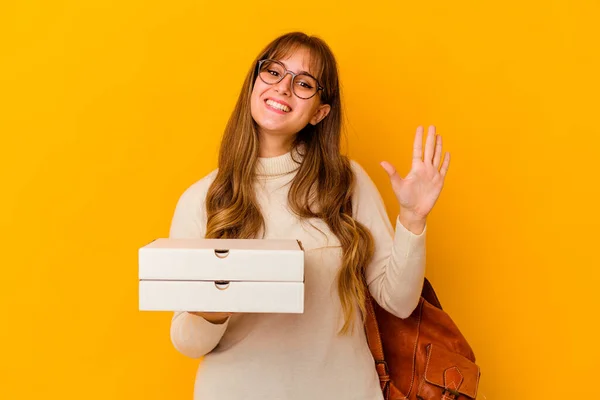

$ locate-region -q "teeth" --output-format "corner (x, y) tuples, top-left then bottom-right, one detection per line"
(266, 99), (291, 112)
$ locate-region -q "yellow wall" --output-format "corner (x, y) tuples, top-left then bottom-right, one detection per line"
(1, 1), (598, 398)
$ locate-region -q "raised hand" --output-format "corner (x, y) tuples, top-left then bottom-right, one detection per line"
(380, 125), (450, 226)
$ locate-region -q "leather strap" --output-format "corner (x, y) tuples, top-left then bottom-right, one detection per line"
(363, 288), (388, 385)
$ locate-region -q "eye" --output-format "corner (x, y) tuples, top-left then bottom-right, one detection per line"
(295, 78), (314, 89)
(267, 69), (280, 77)
(298, 81), (314, 89)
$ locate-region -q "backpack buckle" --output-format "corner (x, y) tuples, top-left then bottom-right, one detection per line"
(375, 360), (389, 373)
(375, 359), (390, 383)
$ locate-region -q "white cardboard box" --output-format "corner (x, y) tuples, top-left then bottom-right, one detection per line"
(138, 238), (305, 313)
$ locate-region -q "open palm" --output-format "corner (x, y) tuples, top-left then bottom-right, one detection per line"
(380, 126), (450, 220)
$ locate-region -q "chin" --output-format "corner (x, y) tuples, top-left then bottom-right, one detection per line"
(253, 117), (285, 135)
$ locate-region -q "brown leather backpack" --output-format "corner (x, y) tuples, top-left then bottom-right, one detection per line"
(364, 278), (481, 400)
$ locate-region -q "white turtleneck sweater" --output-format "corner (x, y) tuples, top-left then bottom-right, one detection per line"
(168, 148), (427, 400)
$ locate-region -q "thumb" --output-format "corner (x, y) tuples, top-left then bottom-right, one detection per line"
(380, 161), (400, 180)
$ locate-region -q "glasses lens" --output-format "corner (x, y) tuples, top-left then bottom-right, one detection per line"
(259, 60), (285, 84)
(292, 74), (318, 99)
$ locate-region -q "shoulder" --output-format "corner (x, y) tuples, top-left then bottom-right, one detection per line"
(349, 159), (368, 177)
(348, 159), (385, 217)
(169, 168), (219, 238)
(349, 159), (377, 191)
(175, 168), (219, 210)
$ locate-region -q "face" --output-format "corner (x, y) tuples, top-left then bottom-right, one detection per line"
(250, 47), (331, 143)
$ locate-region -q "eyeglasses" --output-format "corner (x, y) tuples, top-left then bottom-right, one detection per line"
(257, 59), (324, 100)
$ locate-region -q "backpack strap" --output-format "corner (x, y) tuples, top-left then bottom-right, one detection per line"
(363, 289), (390, 391)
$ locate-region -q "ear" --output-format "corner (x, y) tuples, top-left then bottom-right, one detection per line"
(309, 103), (331, 126)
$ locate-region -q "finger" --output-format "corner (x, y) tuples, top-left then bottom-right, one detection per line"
(424, 125), (436, 164)
(433, 134), (443, 169)
(412, 126), (424, 165)
(440, 152), (450, 178)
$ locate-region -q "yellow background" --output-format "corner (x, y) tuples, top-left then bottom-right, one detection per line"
(1, 1), (598, 399)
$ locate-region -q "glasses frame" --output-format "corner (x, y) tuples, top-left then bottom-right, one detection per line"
(257, 59), (324, 100)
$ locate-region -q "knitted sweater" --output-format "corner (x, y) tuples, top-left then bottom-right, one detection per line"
(168, 147), (427, 399)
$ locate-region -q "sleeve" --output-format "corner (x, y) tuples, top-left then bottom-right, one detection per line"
(168, 171), (230, 358)
(351, 160), (427, 319)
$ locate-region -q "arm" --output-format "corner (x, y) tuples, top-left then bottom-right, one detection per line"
(168, 171), (230, 358)
(351, 160), (427, 319)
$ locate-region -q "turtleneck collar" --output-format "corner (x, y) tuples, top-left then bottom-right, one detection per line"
(256, 144), (305, 178)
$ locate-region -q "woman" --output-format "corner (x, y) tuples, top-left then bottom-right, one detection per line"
(168, 31), (450, 399)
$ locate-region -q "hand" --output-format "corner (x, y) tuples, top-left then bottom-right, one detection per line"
(188, 311), (232, 324)
(380, 125), (450, 221)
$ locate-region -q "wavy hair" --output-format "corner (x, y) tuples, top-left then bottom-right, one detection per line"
(204, 32), (375, 334)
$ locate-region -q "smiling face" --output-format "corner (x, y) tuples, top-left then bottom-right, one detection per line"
(250, 46), (331, 148)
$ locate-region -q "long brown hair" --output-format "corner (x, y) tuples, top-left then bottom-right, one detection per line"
(205, 32), (375, 334)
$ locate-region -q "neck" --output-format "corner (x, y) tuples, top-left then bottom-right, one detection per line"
(258, 131), (296, 157)
(256, 143), (305, 178)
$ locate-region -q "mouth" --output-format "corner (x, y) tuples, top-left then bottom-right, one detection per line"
(264, 98), (292, 114)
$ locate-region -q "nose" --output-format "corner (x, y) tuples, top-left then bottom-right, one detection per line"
(273, 72), (293, 97)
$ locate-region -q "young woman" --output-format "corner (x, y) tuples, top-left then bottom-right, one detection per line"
(168, 32), (450, 399)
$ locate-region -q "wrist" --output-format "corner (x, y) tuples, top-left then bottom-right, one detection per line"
(398, 210), (427, 235)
